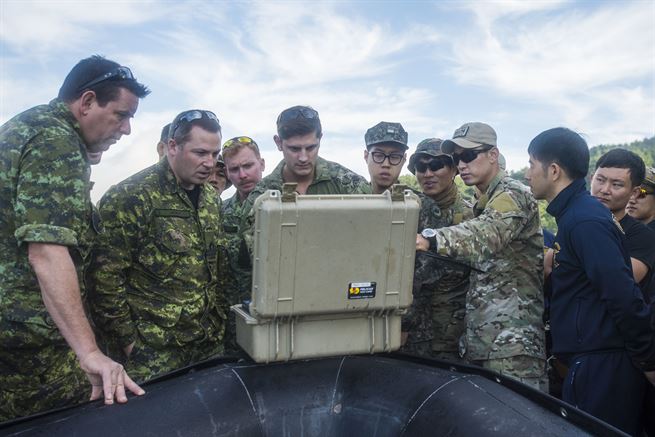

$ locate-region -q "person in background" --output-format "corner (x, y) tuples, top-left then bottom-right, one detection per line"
(627, 166), (655, 231)
(207, 153), (231, 196)
(156, 123), (170, 160)
(0, 55), (149, 421)
(363, 121), (407, 194)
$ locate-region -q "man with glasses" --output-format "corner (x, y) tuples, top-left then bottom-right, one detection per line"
(220, 136), (265, 353)
(363, 121), (407, 194)
(416, 122), (546, 390)
(627, 167), (655, 231)
(590, 149), (655, 300)
(0, 55), (149, 420)
(524, 128), (655, 435)
(88, 109), (228, 383)
(402, 138), (472, 359)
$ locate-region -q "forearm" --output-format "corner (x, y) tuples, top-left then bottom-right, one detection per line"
(29, 243), (98, 359)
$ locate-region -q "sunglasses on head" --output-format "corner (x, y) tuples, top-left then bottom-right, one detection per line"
(77, 66), (134, 92)
(452, 146), (493, 165)
(415, 156), (452, 173)
(277, 107), (319, 125)
(637, 187), (654, 199)
(370, 151), (404, 166)
(223, 136), (257, 150)
(170, 110), (220, 138)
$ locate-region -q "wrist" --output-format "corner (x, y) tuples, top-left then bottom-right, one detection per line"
(421, 228), (438, 251)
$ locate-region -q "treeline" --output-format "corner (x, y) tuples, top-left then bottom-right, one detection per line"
(399, 136), (655, 234)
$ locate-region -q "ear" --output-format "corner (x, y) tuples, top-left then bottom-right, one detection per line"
(167, 138), (179, 158)
(79, 90), (97, 116)
(630, 185), (641, 198)
(274, 135), (283, 151)
(488, 147), (499, 162)
(364, 149), (369, 162)
(260, 158), (266, 172)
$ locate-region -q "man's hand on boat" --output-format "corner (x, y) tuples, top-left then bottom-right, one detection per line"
(80, 349), (145, 405)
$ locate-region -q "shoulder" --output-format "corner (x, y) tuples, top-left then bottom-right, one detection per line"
(322, 158), (367, 181)
(99, 163), (160, 207)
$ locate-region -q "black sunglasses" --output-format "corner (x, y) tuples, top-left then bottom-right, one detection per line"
(452, 146), (493, 165)
(277, 107), (319, 125)
(170, 110), (220, 138)
(370, 151), (404, 166)
(77, 66), (135, 92)
(415, 156), (452, 173)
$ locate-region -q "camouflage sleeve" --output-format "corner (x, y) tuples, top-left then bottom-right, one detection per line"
(14, 132), (87, 246)
(87, 184), (147, 348)
(434, 191), (533, 264)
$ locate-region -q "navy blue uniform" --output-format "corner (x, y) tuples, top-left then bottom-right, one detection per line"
(547, 179), (655, 435)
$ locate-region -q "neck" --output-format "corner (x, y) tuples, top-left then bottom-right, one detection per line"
(429, 181), (458, 209)
(372, 182), (390, 195)
(475, 168), (499, 194)
(282, 164), (314, 184)
(545, 178), (576, 204)
(612, 208), (627, 221)
(238, 190), (249, 201)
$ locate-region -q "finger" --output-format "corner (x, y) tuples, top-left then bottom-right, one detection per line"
(123, 372), (145, 396)
(115, 372), (128, 404)
(89, 384), (103, 401)
(102, 365), (120, 405)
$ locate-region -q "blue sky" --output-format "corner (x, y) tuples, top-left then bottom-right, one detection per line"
(1, 0), (654, 201)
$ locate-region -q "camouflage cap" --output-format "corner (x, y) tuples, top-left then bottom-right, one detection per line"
(441, 122), (497, 154)
(216, 153), (231, 188)
(365, 121), (408, 150)
(498, 153), (506, 171)
(407, 138), (448, 174)
(643, 166), (655, 190)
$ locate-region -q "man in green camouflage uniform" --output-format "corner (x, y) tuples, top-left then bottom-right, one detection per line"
(402, 139), (473, 360)
(363, 121), (408, 194)
(88, 109), (227, 383)
(220, 136), (265, 353)
(0, 56), (149, 421)
(417, 123), (546, 391)
(240, 106), (370, 254)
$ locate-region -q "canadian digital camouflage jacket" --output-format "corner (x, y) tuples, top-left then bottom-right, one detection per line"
(88, 158), (228, 353)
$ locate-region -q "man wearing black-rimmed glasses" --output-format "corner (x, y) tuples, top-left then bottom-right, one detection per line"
(0, 55), (149, 420)
(363, 121), (407, 194)
(88, 109), (228, 384)
(416, 122), (546, 391)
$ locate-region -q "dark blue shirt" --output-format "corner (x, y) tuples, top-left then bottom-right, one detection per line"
(547, 178), (655, 370)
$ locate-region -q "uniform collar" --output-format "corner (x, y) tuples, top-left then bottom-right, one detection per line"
(49, 98), (92, 161)
(271, 156), (330, 186)
(546, 178), (586, 220)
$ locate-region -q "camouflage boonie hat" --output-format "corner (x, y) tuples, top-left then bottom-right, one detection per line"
(365, 121), (408, 150)
(407, 138), (449, 174)
(643, 166), (655, 191)
(441, 122), (497, 154)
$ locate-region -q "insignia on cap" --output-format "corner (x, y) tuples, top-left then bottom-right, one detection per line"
(453, 126), (469, 138)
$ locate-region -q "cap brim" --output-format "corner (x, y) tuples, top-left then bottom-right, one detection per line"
(366, 140), (409, 150)
(441, 137), (484, 154)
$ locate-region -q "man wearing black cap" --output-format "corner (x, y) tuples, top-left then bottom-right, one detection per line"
(416, 122), (546, 390)
(363, 121), (407, 194)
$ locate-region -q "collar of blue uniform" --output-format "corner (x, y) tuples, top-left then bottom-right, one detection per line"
(474, 169), (505, 214)
(546, 178), (586, 220)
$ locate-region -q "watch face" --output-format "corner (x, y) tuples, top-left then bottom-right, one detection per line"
(421, 228), (437, 238)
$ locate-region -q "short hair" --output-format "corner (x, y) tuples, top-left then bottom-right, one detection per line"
(527, 127), (589, 180)
(595, 148), (645, 187)
(170, 110), (221, 147)
(222, 137), (261, 161)
(159, 123), (171, 143)
(276, 105), (322, 140)
(58, 55), (150, 105)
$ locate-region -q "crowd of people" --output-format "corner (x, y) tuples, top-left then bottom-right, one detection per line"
(1, 55), (654, 435)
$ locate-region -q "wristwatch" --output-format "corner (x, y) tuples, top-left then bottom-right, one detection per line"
(421, 228), (438, 251)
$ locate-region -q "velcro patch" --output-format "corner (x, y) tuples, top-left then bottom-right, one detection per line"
(487, 192), (519, 213)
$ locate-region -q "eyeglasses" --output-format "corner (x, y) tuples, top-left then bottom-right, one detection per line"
(415, 156), (453, 173)
(170, 110), (220, 138)
(277, 107), (319, 125)
(223, 136), (258, 150)
(636, 187), (654, 199)
(452, 146), (493, 165)
(77, 66), (135, 92)
(370, 151), (404, 166)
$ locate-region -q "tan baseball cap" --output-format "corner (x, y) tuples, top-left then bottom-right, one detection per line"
(441, 122), (497, 154)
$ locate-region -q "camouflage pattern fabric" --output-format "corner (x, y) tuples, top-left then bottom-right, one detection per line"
(240, 157), (371, 254)
(87, 158), (228, 383)
(221, 193), (252, 354)
(474, 355), (548, 392)
(0, 99), (97, 420)
(433, 171), (546, 373)
(402, 189), (473, 360)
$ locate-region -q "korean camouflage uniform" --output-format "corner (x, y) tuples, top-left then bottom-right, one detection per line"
(240, 157), (371, 254)
(403, 190), (473, 361)
(88, 158), (228, 383)
(221, 193), (252, 354)
(433, 171), (547, 390)
(0, 99), (95, 421)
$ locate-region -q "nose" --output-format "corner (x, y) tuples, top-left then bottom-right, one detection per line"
(120, 119), (131, 136)
(238, 168), (248, 179)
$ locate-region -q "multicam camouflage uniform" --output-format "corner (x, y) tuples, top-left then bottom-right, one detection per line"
(0, 99), (94, 421)
(433, 171), (546, 390)
(240, 157), (371, 253)
(221, 193), (252, 354)
(402, 189), (473, 360)
(88, 158), (228, 383)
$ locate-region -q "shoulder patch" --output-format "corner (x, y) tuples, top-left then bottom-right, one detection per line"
(487, 192), (520, 213)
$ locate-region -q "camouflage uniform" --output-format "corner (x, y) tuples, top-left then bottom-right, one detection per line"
(240, 157), (371, 253)
(402, 190), (473, 361)
(0, 99), (94, 421)
(221, 193), (252, 354)
(87, 158), (228, 383)
(432, 171), (546, 390)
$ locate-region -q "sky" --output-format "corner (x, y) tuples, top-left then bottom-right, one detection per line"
(1, 0), (654, 202)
